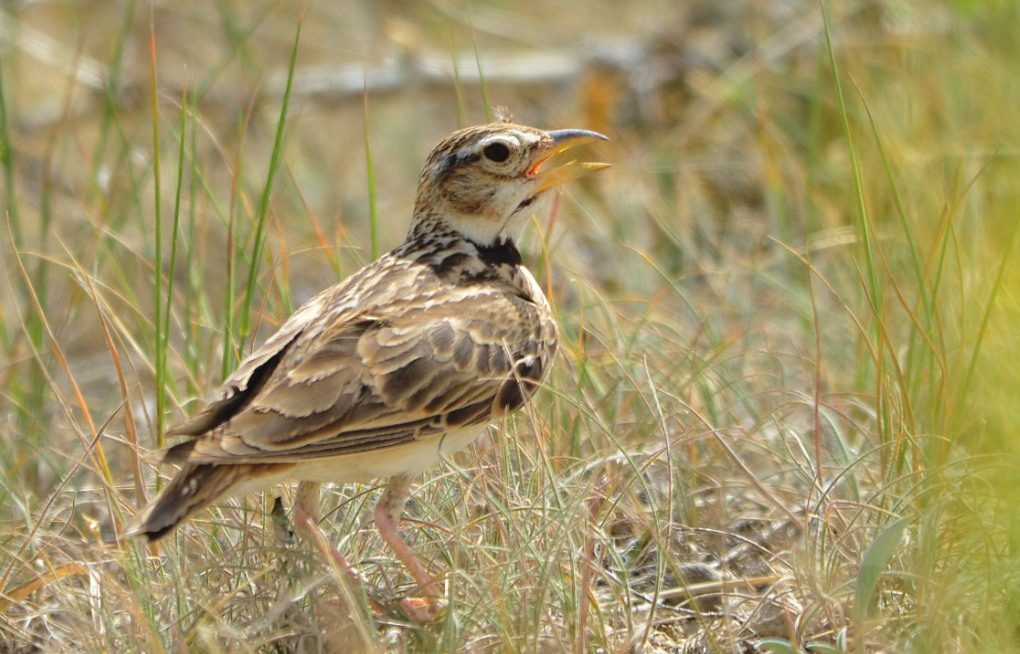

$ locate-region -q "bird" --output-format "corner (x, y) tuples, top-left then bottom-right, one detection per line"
(125, 117), (609, 621)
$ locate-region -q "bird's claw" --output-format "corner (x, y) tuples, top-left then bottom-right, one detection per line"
(400, 596), (447, 623)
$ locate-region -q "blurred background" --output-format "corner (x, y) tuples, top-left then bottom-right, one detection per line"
(3, 0), (1020, 651)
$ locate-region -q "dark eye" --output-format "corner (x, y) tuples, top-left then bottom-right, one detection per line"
(482, 142), (511, 162)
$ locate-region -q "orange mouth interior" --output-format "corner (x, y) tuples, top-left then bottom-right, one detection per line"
(527, 156), (553, 177)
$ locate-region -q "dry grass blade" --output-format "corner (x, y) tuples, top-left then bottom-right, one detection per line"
(0, 563), (89, 612)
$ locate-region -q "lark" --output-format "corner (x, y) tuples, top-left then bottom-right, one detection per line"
(126, 118), (608, 621)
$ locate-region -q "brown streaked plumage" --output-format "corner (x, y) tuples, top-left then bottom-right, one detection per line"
(125, 119), (608, 621)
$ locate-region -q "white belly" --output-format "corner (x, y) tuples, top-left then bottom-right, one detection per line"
(286, 426), (485, 484)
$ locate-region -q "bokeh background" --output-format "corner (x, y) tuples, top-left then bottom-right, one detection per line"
(2, 1), (1020, 652)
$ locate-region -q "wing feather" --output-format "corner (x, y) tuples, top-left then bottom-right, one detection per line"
(171, 276), (556, 465)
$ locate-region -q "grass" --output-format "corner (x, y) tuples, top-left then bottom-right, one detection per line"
(2, 0), (1020, 651)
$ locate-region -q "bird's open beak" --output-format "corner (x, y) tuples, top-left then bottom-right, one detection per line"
(530, 129), (610, 193)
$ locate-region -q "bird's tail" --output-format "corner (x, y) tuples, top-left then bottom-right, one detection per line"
(125, 463), (287, 541)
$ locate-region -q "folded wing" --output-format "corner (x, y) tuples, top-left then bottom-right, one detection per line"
(163, 285), (555, 465)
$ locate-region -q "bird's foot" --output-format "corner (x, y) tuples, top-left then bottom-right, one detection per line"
(397, 596), (447, 623)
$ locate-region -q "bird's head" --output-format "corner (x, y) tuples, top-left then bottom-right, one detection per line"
(410, 121), (609, 246)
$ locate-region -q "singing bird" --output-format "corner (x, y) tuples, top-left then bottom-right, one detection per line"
(126, 118), (608, 621)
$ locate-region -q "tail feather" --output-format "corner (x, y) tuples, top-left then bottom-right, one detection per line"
(125, 463), (290, 541)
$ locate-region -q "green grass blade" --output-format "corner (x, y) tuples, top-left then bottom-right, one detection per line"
(0, 61), (20, 245)
(823, 5), (880, 316)
(955, 211), (1019, 429)
(161, 85), (189, 424)
(148, 28), (166, 444)
(855, 516), (909, 619)
(363, 91), (379, 261)
(237, 14), (303, 348)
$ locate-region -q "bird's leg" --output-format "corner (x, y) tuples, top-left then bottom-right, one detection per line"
(290, 481), (363, 586)
(374, 475), (446, 622)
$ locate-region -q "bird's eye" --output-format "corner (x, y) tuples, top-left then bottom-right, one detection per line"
(482, 142), (511, 163)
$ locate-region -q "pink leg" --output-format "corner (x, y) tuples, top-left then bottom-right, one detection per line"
(288, 482), (378, 644)
(374, 475), (446, 621)
(290, 481), (363, 586)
